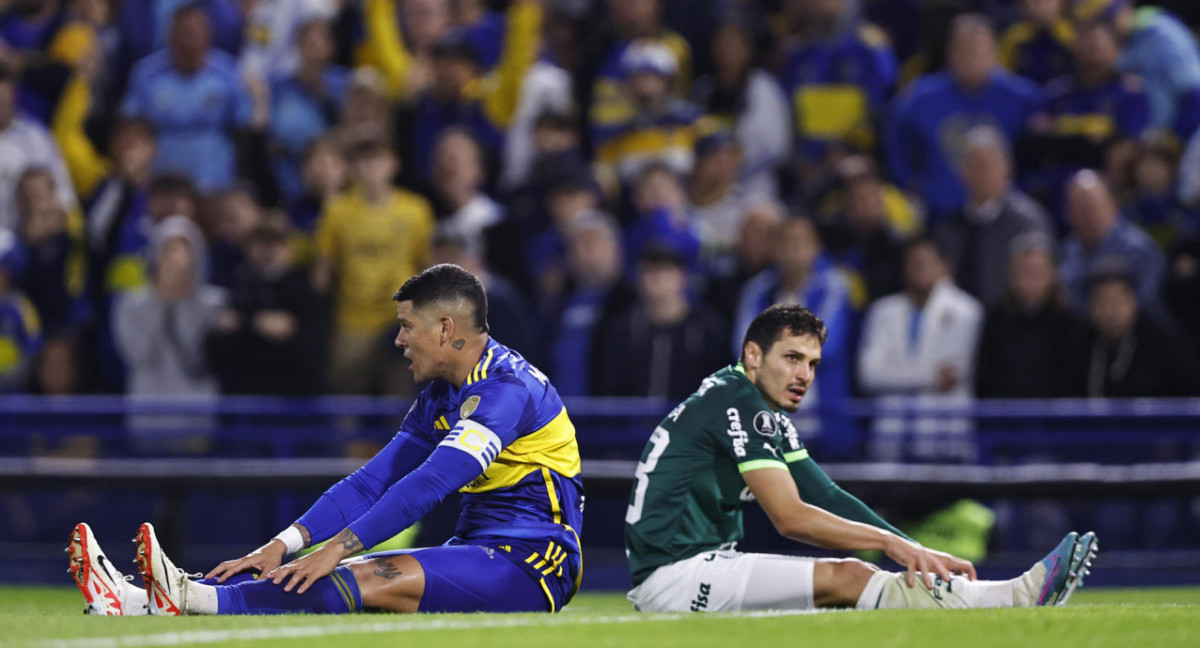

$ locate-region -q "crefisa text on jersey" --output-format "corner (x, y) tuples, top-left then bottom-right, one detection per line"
(725, 408), (748, 457)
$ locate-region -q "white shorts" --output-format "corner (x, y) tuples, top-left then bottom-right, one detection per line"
(627, 549), (817, 612)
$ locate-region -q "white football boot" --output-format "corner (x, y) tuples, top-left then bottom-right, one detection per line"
(67, 522), (148, 615)
(135, 522), (198, 616)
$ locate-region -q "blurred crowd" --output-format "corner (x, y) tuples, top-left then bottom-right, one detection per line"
(2, 0), (1200, 408)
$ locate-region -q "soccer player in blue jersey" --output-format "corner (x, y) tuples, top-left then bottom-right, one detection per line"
(67, 264), (584, 616)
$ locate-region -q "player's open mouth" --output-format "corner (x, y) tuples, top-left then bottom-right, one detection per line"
(787, 386), (806, 402)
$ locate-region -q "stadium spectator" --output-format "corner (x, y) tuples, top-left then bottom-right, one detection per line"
(551, 213), (634, 397)
(594, 243), (727, 399)
(704, 198), (782, 319)
(975, 233), (1083, 398)
(1163, 233), (1200, 373)
(778, 0), (898, 194)
(858, 237), (983, 399)
(933, 125), (1053, 309)
(503, 110), (587, 239)
(207, 220), (328, 396)
(446, 0), (505, 72)
(1058, 170), (1165, 316)
(205, 186), (263, 290)
(584, 0), (691, 152)
(818, 160), (907, 308)
(12, 167), (87, 332)
(624, 163), (702, 276)
(428, 224), (543, 368)
(403, 0), (543, 183)
(239, 0), (336, 82)
(120, 4), (257, 194)
(499, 9), (578, 192)
(116, 0), (243, 78)
(312, 139), (434, 395)
(0, 66), (76, 233)
(431, 128), (503, 244)
(691, 19), (790, 198)
(112, 215), (226, 397)
(997, 0), (1075, 86)
(0, 229), (41, 393)
(0, 0), (93, 123)
(267, 19), (350, 204)
(1072, 0), (1200, 139)
(1022, 19), (1151, 220)
(595, 40), (704, 185)
(527, 171), (597, 320)
(1071, 266), (1200, 397)
(285, 136), (347, 260)
(733, 216), (854, 408)
(686, 129), (745, 276)
(886, 13), (1039, 222)
(1127, 139), (1197, 248)
(332, 67), (391, 149)
(30, 330), (84, 394)
(352, 0), (444, 101)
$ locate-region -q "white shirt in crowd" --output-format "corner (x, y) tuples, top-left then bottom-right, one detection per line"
(239, 0), (337, 81)
(0, 115), (77, 231)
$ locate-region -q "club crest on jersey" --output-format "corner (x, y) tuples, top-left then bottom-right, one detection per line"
(753, 411), (777, 437)
(460, 395), (481, 419)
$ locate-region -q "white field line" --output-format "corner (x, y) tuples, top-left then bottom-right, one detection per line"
(23, 609), (836, 648)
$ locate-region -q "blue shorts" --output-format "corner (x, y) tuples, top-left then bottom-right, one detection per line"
(363, 540), (576, 613)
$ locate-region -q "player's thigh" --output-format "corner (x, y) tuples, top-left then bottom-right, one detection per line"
(344, 550), (425, 613)
(350, 545), (547, 613)
(628, 550), (819, 613)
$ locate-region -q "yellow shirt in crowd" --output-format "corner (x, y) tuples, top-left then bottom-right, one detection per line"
(315, 186), (435, 334)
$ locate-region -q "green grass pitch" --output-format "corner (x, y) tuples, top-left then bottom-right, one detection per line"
(2, 587), (1198, 648)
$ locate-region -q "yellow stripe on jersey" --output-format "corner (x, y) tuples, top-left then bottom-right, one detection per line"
(539, 578), (556, 613)
(466, 347), (496, 385)
(542, 467), (562, 524)
(459, 407), (581, 493)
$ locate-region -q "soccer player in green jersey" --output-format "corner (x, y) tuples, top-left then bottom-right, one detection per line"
(625, 304), (1097, 612)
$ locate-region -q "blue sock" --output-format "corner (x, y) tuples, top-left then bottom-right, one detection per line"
(215, 566), (364, 615)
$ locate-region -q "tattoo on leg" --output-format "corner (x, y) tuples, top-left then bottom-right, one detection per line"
(372, 558), (402, 580)
(452, 339), (465, 350)
(333, 529), (364, 554)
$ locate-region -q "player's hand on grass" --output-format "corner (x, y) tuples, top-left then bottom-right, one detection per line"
(266, 543), (342, 594)
(884, 535), (970, 590)
(205, 538), (288, 583)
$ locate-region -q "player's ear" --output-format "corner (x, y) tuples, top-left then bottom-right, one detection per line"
(743, 341), (762, 368)
(440, 315), (454, 344)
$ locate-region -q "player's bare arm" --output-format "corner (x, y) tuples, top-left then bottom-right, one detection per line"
(268, 528), (364, 594)
(743, 466), (974, 589)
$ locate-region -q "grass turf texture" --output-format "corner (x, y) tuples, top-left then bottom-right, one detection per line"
(2, 587), (1198, 648)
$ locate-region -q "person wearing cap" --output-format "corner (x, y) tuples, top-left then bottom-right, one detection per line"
(1072, 0), (1200, 139)
(0, 228), (42, 393)
(975, 233), (1084, 398)
(207, 219), (328, 396)
(595, 40), (705, 184)
(779, 0), (898, 192)
(592, 243), (728, 400)
(586, 0), (691, 151)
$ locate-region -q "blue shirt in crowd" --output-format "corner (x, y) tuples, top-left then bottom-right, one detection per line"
(121, 49), (253, 193)
(1059, 217), (1166, 314)
(1119, 7), (1200, 138)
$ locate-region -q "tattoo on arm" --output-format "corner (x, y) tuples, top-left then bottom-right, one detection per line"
(452, 338), (465, 350)
(333, 529), (364, 554)
(372, 558), (402, 580)
(294, 524), (311, 548)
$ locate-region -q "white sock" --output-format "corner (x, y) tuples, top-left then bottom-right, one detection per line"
(185, 580), (219, 615)
(124, 585), (149, 616)
(864, 572), (1014, 610)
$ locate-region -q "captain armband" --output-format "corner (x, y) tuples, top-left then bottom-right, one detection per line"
(439, 420), (503, 470)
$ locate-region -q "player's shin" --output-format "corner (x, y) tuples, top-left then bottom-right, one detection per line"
(856, 571), (1013, 610)
(214, 566), (364, 615)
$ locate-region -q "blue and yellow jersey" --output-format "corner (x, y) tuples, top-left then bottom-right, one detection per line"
(0, 291), (42, 393)
(998, 19), (1076, 87)
(1041, 75), (1151, 142)
(780, 23), (898, 158)
(589, 32), (692, 150)
(404, 338), (584, 609)
(595, 100), (704, 182)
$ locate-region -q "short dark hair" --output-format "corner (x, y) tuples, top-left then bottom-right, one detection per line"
(392, 264), (489, 333)
(741, 304), (827, 359)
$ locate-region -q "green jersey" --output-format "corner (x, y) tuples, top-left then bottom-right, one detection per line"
(624, 364), (808, 586)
